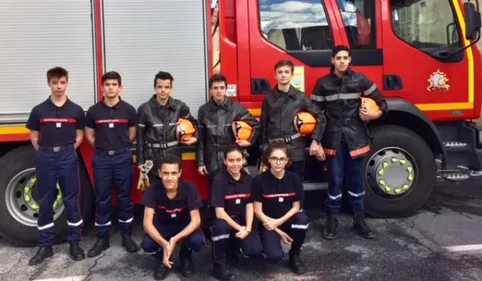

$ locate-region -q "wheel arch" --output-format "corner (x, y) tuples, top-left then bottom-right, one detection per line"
(370, 98), (446, 166)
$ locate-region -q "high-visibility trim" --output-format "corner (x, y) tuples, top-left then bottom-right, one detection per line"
(262, 192), (296, 198)
(212, 234), (230, 242)
(156, 205), (186, 214)
(67, 219), (83, 227)
(38, 222), (54, 230)
(40, 118), (76, 123)
(291, 224), (309, 229)
(350, 145), (370, 157)
(225, 193), (251, 200)
(95, 119), (129, 124)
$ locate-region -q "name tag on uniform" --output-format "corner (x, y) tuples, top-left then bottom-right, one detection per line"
(109, 123), (114, 128)
(235, 199), (241, 204)
(56, 123), (61, 128)
(279, 197), (284, 202)
(171, 213), (177, 218)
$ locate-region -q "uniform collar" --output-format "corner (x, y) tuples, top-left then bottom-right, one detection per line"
(210, 96), (232, 110)
(330, 66), (354, 78)
(100, 96), (122, 109)
(272, 85), (297, 99)
(223, 169), (245, 184)
(149, 94), (176, 110)
(158, 179), (184, 200)
(46, 96), (70, 109)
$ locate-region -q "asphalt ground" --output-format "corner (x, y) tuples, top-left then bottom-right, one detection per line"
(1, 178), (482, 281)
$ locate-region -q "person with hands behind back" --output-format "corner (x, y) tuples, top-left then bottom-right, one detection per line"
(310, 45), (387, 241)
(252, 141), (310, 275)
(209, 144), (263, 280)
(141, 154), (205, 280)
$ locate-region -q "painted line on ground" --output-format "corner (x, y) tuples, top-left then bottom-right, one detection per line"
(33, 276), (86, 281)
(443, 244), (482, 252)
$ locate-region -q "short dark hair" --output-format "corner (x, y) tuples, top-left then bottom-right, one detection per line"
(224, 143), (245, 159)
(102, 71), (122, 86)
(209, 74), (227, 89)
(274, 59), (294, 73)
(159, 154), (183, 171)
(332, 45), (351, 58)
(47, 67), (68, 82)
(154, 71), (174, 88)
(261, 141), (293, 169)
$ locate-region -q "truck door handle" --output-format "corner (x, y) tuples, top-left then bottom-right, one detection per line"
(251, 78), (272, 95)
(383, 75), (403, 90)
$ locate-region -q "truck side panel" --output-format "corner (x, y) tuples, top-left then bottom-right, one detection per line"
(0, 0), (97, 122)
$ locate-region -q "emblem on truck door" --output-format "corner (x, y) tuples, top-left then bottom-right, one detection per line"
(427, 70), (450, 91)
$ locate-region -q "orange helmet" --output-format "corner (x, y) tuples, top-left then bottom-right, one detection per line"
(232, 121), (253, 141)
(293, 111), (316, 136)
(176, 118), (196, 141)
(361, 97), (379, 112)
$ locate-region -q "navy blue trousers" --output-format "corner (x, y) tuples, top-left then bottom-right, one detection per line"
(93, 148), (134, 239)
(210, 217), (263, 261)
(326, 140), (365, 213)
(36, 145), (82, 246)
(259, 212), (309, 263)
(142, 219), (205, 259)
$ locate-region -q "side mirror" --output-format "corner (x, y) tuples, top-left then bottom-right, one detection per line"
(464, 2), (481, 40)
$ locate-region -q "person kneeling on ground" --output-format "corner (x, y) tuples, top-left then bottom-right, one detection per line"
(252, 141), (309, 274)
(209, 144), (263, 280)
(141, 154), (205, 280)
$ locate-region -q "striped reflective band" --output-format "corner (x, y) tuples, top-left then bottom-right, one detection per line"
(363, 84), (377, 96)
(95, 119), (128, 124)
(40, 118), (76, 123)
(156, 205), (186, 214)
(262, 192), (296, 198)
(225, 193), (251, 200)
(311, 92), (360, 102)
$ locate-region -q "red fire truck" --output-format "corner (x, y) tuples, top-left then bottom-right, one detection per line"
(0, 0), (481, 246)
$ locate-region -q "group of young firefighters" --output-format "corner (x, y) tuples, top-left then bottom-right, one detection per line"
(25, 44), (387, 280)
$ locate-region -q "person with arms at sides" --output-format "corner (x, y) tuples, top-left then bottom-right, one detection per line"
(141, 154), (205, 280)
(209, 144), (263, 280)
(252, 141), (310, 274)
(196, 73), (260, 188)
(137, 71), (198, 188)
(258, 59), (326, 180)
(310, 45), (387, 240)
(84, 71), (139, 257)
(26, 67), (86, 265)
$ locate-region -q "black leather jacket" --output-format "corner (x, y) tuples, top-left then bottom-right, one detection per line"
(196, 97), (260, 178)
(137, 95), (198, 175)
(311, 68), (388, 158)
(259, 85), (326, 162)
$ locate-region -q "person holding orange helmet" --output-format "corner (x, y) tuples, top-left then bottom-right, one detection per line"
(311, 45), (387, 240)
(196, 74), (260, 182)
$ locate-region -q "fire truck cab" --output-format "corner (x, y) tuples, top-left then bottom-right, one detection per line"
(0, 0), (481, 246)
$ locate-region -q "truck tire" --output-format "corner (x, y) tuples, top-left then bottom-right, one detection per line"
(0, 145), (95, 246)
(363, 125), (436, 218)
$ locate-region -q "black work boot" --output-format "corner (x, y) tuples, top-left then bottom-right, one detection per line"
(154, 260), (170, 280)
(121, 235), (139, 253)
(87, 238), (110, 257)
(289, 249), (306, 274)
(353, 210), (375, 239)
(28, 246), (54, 266)
(322, 213), (338, 240)
(179, 245), (195, 277)
(69, 242), (85, 261)
(213, 259), (235, 280)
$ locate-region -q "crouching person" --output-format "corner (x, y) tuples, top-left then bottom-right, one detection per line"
(210, 144), (263, 280)
(141, 154), (205, 280)
(252, 141), (309, 274)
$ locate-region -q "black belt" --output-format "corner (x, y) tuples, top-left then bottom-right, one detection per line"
(39, 145), (72, 153)
(147, 141), (179, 149)
(96, 147), (130, 156)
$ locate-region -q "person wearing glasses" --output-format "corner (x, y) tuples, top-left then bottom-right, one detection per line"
(252, 141), (309, 275)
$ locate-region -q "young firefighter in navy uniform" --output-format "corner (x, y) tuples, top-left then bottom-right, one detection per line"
(84, 71), (139, 257)
(252, 141), (310, 275)
(26, 67), (86, 265)
(141, 154), (205, 280)
(209, 144), (263, 280)
(137, 71), (198, 189)
(310, 45), (387, 240)
(258, 59), (325, 180)
(197, 73), (260, 189)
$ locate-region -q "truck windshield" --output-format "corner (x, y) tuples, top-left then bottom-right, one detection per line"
(391, 0), (461, 49)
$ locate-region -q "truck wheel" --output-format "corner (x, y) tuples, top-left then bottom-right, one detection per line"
(0, 145), (94, 246)
(364, 125), (436, 218)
